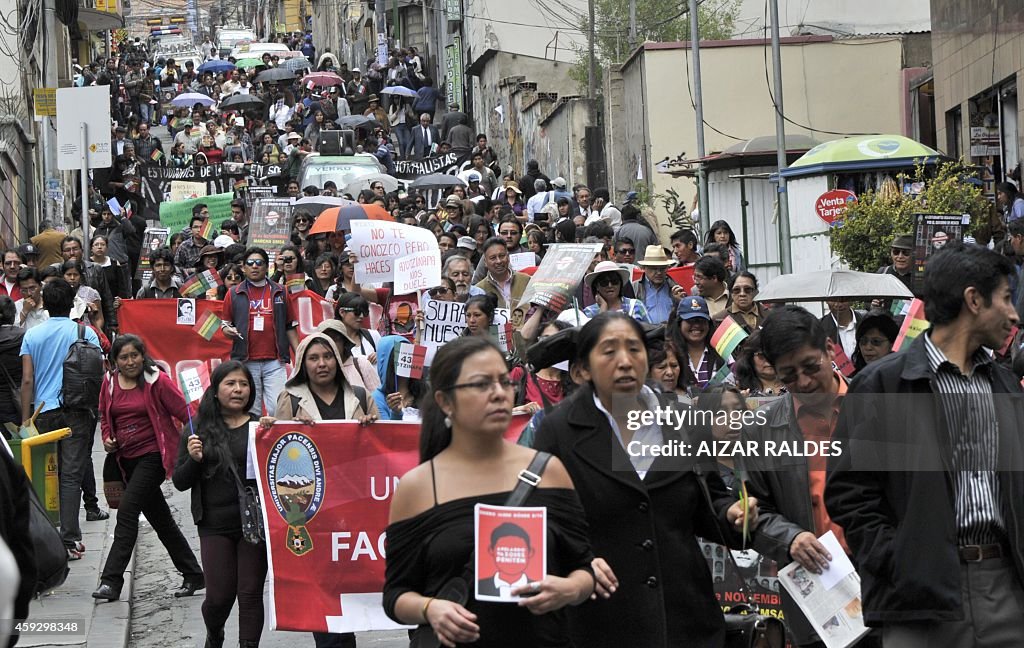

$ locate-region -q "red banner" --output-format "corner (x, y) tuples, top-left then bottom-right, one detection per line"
(252, 416), (533, 633)
(117, 290), (335, 375)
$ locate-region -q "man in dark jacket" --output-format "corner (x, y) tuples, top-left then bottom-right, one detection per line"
(743, 305), (849, 647)
(517, 160), (550, 202)
(0, 443), (35, 647)
(826, 244), (1024, 647)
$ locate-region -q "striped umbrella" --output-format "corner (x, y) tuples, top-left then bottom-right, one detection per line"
(309, 203), (394, 234)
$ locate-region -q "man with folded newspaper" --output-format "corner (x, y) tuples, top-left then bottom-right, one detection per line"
(827, 244), (1024, 648)
(742, 305), (859, 647)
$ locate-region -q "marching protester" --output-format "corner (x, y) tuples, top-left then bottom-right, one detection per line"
(827, 245), (1024, 648)
(384, 336), (595, 647)
(93, 335), (204, 602)
(582, 261), (649, 321)
(668, 296), (725, 392)
(173, 362), (267, 648)
(704, 220), (745, 273)
(534, 312), (758, 647)
(462, 294), (497, 338)
(850, 312), (898, 372)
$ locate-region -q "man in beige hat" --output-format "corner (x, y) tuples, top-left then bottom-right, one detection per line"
(632, 245), (687, 324)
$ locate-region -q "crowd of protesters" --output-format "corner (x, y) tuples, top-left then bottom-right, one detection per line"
(3, 26), (1024, 648)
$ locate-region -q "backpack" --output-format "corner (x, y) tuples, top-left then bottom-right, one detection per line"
(61, 324), (104, 410)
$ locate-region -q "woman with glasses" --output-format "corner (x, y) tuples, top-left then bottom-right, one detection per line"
(668, 295), (725, 392)
(333, 292), (381, 363)
(713, 271), (765, 333)
(290, 210), (314, 247)
(533, 312), (757, 648)
(851, 313), (898, 373)
(309, 253), (337, 297)
(731, 330), (786, 396)
(371, 334), (428, 421)
(383, 337), (595, 647)
(216, 263), (244, 300)
(581, 261), (649, 322)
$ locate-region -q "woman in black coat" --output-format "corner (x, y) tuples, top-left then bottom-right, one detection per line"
(534, 312), (757, 648)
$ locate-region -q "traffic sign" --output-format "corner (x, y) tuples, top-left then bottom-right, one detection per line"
(56, 86), (112, 171)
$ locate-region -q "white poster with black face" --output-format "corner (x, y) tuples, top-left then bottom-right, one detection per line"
(136, 227), (170, 284)
(176, 298), (196, 325)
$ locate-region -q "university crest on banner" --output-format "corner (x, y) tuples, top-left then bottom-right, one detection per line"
(266, 432), (326, 556)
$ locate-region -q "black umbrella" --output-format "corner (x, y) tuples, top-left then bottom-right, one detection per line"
(254, 67), (296, 83)
(220, 94), (266, 112)
(409, 173), (467, 189)
(336, 115), (381, 130)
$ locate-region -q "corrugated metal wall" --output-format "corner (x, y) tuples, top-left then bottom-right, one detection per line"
(708, 166), (783, 285)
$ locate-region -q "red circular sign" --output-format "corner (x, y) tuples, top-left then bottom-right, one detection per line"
(815, 189), (857, 226)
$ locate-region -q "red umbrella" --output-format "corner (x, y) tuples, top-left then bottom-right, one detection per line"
(301, 71), (344, 87)
(309, 203), (394, 234)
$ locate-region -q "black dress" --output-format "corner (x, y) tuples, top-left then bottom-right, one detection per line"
(383, 488), (593, 647)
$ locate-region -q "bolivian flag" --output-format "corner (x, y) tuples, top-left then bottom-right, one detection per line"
(711, 317), (748, 361)
(192, 311), (223, 341)
(150, 149), (164, 162)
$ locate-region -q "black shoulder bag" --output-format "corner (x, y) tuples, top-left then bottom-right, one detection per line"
(694, 466), (786, 648)
(410, 451), (552, 648)
(226, 457), (265, 546)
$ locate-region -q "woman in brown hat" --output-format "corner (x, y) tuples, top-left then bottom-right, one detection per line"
(501, 182), (524, 217)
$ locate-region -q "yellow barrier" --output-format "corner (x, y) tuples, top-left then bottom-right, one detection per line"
(20, 428), (71, 482)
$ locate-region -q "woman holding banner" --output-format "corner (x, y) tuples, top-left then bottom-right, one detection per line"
(383, 337), (596, 647)
(172, 361), (267, 648)
(92, 335), (204, 603)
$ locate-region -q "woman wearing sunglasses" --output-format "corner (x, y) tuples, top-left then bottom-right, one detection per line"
(713, 271), (765, 334)
(333, 292), (381, 364)
(290, 210), (315, 247)
(581, 261), (649, 322)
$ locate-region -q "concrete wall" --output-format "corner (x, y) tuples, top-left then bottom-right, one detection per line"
(612, 36), (907, 234)
(931, 0), (1024, 160)
(471, 52), (587, 183)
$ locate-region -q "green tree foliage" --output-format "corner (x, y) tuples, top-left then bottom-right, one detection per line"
(829, 160), (993, 272)
(571, 0), (740, 91)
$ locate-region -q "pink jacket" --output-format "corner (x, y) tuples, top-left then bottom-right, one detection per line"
(99, 367), (194, 479)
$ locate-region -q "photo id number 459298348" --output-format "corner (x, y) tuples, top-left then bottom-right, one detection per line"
(8, 619), (86, 635)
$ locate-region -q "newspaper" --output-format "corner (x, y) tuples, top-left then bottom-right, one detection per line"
(777, 531), (870, 648)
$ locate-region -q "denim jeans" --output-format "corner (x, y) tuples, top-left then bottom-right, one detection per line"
(138, 100), (151, 125)
(393, 123), (412, 160)
(100, 452), (202, 590)
(245, 359), (287, 417)
(38, 408), (97, 549)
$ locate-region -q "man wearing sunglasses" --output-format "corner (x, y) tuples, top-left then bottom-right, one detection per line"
(872, 234), (915, 312)
(221, 247), (299, 416)
(742, 305), (849, 648)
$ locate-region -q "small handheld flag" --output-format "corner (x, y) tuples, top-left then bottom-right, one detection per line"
(106, 197), (122, 215)
(150, 149), (164, 162)
(285, 274), (306, 294)
(893, 298), (928, 352)
(711, 318), (748, 361)
(199, 218), (217, 241)
(193, 311), (223, 341)
(178, 363), (211, 404)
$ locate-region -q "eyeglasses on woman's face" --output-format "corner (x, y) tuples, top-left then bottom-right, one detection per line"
(448, 376), (514, 394)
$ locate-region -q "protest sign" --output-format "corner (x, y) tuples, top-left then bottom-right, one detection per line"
(392, 151), (469, 179)
(159, 192), (234, 233)
(252, 417), (533, 633)
(395, 343), (428, 379)
(141, 162), (281, 221)
(892, 298), (928, 352)
(912, 213), (963, 294)
(667, 266), (695, 295)
(349, 221), (440, 285)
(420, 299), (510, 349)
(508, 252), (534, 273)
(249, 199), (294, 265)
(393, 250), (441, 295)
(474, 505), (546, 602)
(516, 243), (603, 312)
(135, 227), (170, 285)
(698, 540), (787, 624)
(170, 180), (208, 202)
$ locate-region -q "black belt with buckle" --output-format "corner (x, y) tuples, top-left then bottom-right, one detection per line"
(958, 544), (1004, 563)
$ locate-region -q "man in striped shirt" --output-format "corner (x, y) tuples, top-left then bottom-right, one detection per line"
(827, 244), (1024, 648)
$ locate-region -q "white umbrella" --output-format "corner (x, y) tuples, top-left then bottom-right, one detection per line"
(343, 173), (400, 195)
(381, 85), (418, 98)
(755, 270), (914, 302)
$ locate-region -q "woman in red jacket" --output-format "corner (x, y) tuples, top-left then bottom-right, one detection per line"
(92, 334), (204, 602)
